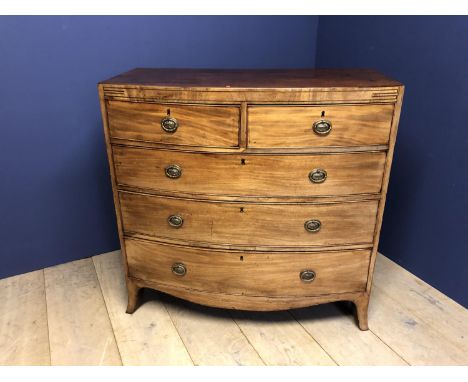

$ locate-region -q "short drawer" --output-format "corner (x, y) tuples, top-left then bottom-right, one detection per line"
(125, 239), (370, 296)
(113, 147), (386, 197)
(107, 101), (240, 147)
(120, 192), (378, 247)
(248, 104), (394, 148)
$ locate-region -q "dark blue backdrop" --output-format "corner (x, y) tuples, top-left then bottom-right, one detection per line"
(1, 16), (467, 307)
(0, 16), (318, 277)
(317, 16), (468, 306)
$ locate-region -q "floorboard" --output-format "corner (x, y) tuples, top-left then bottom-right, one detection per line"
(0, 270), (50, 365)
(44, 259), (121, 365)
(374, 255), (468, 351)
(161, 294), (265, 365)
(292, 302), (407, 365)
(0, 251), (466, 366)
(231, 310), (336, 365)
(368, 255), (468, 365)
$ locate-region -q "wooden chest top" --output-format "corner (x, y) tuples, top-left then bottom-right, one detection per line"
(100, 68), (402, 89)
(100, 68), (402, 104)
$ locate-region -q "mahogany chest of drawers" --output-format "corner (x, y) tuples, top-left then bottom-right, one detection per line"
(98, 68), (404, 330)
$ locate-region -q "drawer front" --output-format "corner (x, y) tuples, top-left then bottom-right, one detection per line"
(125, 239), (370, 296)
(248, 104), (394, 148)
(120, 192), (378, 247)
(107, 101), (240, 147)
(113, 147), (386, 197)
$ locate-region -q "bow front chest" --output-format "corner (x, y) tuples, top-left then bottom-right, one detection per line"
(98, 68), (404, 330)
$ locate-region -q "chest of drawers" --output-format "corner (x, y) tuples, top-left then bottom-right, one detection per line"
(98, 68), (404, 330)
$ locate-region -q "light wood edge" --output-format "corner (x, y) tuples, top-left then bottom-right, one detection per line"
(105, 96), (398, 105)
(117, 186), (382, 204)
(101, 85), (400, 104)
(243, 145), (389, 154)
(101, 84), (401, 92)
(118, 188), (381, 205)
(98, 85), (130, 289)
(110, 138), (389, 154)
(103, 96), (396, 108)
(240, 102), (247, 148)
(124, 232), (373, 253)
(366, 85), (405, 294)
(129, 276), (367, 312)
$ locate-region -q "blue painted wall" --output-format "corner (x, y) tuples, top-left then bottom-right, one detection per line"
(317, 16), (468, 306)
(0, 16), (318, 278)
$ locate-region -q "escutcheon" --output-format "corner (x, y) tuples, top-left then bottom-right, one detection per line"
(312, 119), (332, 136)
(308, 168), (327, 183)
(172, 263), (187, 276)
(168, 214), (184, 228)
(165, 164), (182, 179)
(161, 116), (179, 133)
(304, 219), (321, 233)
(299, 270), (316, 283)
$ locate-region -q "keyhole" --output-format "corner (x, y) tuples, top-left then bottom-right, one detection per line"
(167, 108), (171, 115)
(321, 111), (325, 118)
(239, 207), (244, 213)
(240, 158), (246, 165)
(240, 256), (244, 261)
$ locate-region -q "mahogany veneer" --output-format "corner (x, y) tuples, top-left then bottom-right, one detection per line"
(98, 68), (404, 330)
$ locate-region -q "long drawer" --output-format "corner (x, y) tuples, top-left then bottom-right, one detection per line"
(120, 192), (379, 247)
(125, 238), (371, 296)
(113, 146), (386, 197)
(107, 101), (240, 148)
(248, 104), (394, 148)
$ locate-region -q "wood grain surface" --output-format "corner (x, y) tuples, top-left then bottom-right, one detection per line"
(248, 104), (394, 148)
(107, 100), (240, 148)
(100, 69), (401, 103)
(0, 271), (50, 365)
(162, 298), (264, 365)
(101, 68), (402, 88)
(292, 303), (407, 365)
(120, 192), (378, 247)
(231, 310), (336, 365)
(44, 259), (121, 365)
(125, 238), (370, 298)
(113, 147), (386, 197)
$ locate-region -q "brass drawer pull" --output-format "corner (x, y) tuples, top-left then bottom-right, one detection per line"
(312, 119), (332, 136)
(304, 219), (321, 233)
(172, 263), (187, 276)
(300, 270), (316, 283)
(309, 168), (327, 183)
(168, 214), (184, 228)
(161, 116), (179, 133)
(165, 164), (182, 179)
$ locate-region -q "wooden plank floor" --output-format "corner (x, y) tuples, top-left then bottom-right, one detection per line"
(1, 251), (467, 366)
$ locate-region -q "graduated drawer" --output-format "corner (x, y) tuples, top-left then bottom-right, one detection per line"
(125, 238), (371, 296)
(113, 146), (386, 197)
(107, 101), (240, 148)
(120, 192), (379, 247)
(248, 104), (394, 148)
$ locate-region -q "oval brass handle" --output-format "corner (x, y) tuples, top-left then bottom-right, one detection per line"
(312, 119), (332, 136)
(161, 116), (179, 133)
(168, 215), (184, 228)
(300, 270), (316, 283)
(165, 164), (182, 179)
(172, 263), (187, 276)
(304, 219), (321, 233)
(309, 168), (327, 183)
